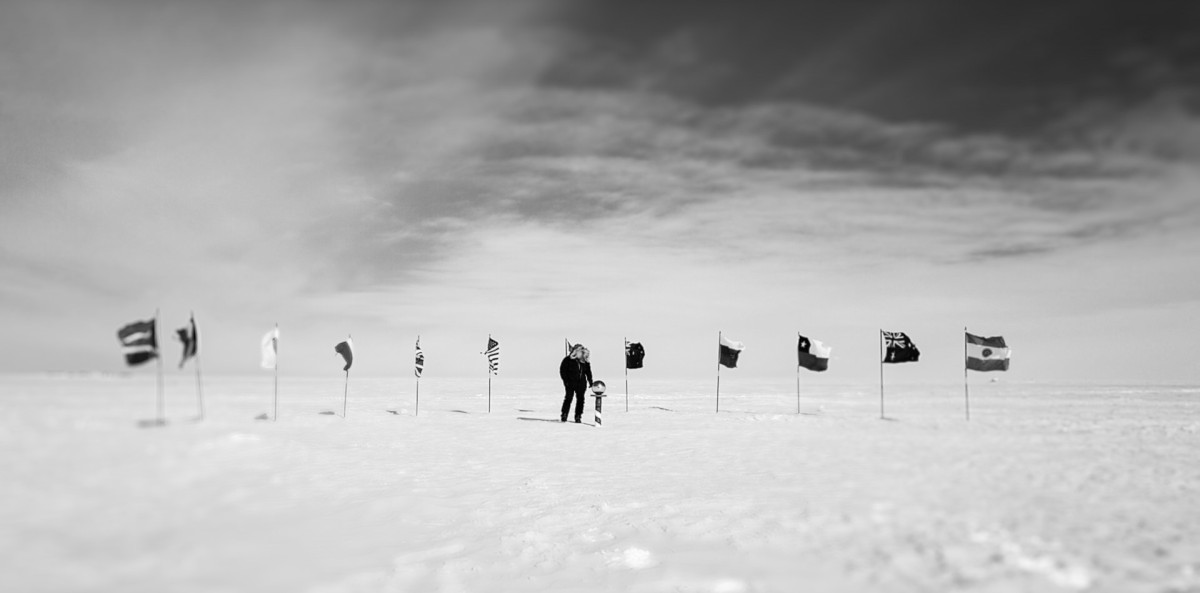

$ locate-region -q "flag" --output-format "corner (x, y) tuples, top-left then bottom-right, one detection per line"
(175, 314), (198, 369)
(797, 334), (831, 372)
(261, 327), (279, 369)
(882, 331), (920, 363)
(718, 335), (744, 368)
(485, 337), (499, 375)
(335, 337), (354, 372)
(966, 333), (1011, 372)
(625, 341), (645, 369)
(415, 336), (425, 378)
(117, 318), (158, 366)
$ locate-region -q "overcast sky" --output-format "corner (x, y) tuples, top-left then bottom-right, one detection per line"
(2, 0), (1198, 384)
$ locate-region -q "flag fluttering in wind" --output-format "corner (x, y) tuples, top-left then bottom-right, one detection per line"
(625, 341), (645, 369)
(718, 335), (744, 368)
(966, 333), (1011, 372)
(335, 337), (354, 371)
(117, 318), (158, 366)
(882, 331), (920, 363)
(797, 334), (831, 372)
(415, 337), (425, 378)
(261, 327), (279, 369)
(175, 314), (198, 369)
(485, 337), (500, 375)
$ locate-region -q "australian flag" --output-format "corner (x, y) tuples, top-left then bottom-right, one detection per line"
(882, 331), (920, 363)
(625, 341), (645, 369)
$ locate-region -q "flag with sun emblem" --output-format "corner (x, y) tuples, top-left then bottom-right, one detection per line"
(966, 333), (1010, 372)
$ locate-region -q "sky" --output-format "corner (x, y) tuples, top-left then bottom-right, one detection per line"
(1, 0), (1198, 384)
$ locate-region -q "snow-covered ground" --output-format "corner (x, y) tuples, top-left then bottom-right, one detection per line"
(2, 374), (1198, 592)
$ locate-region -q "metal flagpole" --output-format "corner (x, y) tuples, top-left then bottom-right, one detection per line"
(415, 377), (420, 417)
(716, 331), (721, 414)
(273, 323), (278, 422)
(193, 311), (203, 421)
(195, 348), (205, 421)
(343, 369), (349, 418)
(155, 309), (164, 424)
(796, 332), (801, 414)
(963, 326), (970, 421)
(879, 330), (885, 420)
(487, 335), (492, 414)
(624, 337), (629, 413)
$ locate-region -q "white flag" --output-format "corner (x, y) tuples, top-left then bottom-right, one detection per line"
(261, 327), (279, 369)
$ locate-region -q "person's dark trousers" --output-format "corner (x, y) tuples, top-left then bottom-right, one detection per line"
(561, 386), (586, 421)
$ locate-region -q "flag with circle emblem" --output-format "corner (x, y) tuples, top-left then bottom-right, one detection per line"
(966, 332), (1010, 372)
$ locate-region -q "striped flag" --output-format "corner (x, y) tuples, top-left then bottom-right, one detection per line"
(261, 327), (279, 369)
(415, 336), (425, 378)
(797, 334), (831, 372)
(718, 334), (744, 368)
(117, 318), (158, 366)
(966, 333), (1011, 372)
(882, 331), (920, 363)
(175, 314), (198, 369)
(335, 337), (354, 372)
(485, 337), (499, 375)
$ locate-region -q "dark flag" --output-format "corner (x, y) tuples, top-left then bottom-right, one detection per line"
(175, 314), (198, 368)
(882, 331), (920, 363)
(335, 337), (354, 371)
(625, 341), (645, 369)
(966, 333), (1011, 372)
(117, 318), (158, 366)
(415, 336), (425, 378)
(797, 334), (831, 372)
(718, 335), (744, 368)
(485, 337), (499, 375)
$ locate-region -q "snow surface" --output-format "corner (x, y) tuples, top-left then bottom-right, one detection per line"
(2, 374), (1199, 592)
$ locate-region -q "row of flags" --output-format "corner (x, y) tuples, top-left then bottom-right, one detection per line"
(719, 330), (1008, 372)
(116, 314), (199, 368)
(122, 319), (1010, 375)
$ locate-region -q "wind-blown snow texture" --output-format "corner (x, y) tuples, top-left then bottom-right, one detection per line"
(2, 375), (1198, 592)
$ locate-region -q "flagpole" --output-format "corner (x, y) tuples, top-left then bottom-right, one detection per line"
(624, 337), (629, 413)
(963, 326), (970, 421)
(193, 312), (204, 422)
(273, 323), (279, 422)
(155, 309), (164, 424)
(487, 334), (492, 414)
(195, 348), (205, 422)
(343, 370), (349, 418)
(415, 377), (420, 417)
(716, 331), (721, 414)
(796, 332), (801, 414)
(878, 330), (885, 420)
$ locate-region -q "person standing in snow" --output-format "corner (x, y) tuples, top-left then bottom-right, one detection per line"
(560, 344), (593, 423)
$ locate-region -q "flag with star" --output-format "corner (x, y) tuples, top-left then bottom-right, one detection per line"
(882, 331), (920, 363)
(797, 334), (831, 372)
(485, 337), (499, 375)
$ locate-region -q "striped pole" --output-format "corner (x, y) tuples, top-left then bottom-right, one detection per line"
(594, 393), (603, 427)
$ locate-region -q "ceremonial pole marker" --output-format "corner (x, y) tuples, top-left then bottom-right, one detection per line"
(591, 381), (607, 428)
